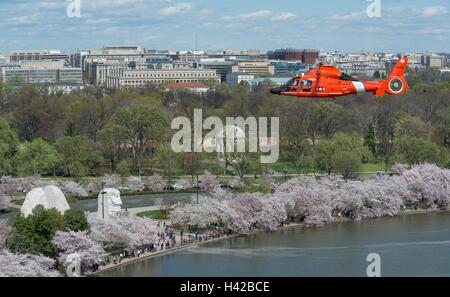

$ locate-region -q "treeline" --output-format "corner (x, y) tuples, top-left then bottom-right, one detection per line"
(0, 67), (450, 178)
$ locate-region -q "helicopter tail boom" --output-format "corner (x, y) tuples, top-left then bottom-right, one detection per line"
(375, 57), (409, 96)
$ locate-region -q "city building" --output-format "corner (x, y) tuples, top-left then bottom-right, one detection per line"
(47, 83), (85, 94)
(223, 50), (264, 61)
(231, 61), (275, 76)
(2, 60), (82, 85)
(80, 45), (145, 72)
(7, 50), (67, 63)
(165, 82), (210, 94)
(176, 51), (210, 63)
(423, 53), (444, 68)
(226, 72), (255, 87)
(271, 60), (307, 75)
(408, 53), (423, 66)
(198, 58), (235, 82)
(249, 77), (291, 87)
(268, 49), (319, 65)
(107, 68), (219, 89)
(268, 49), (302, 61)
(1, 63), (21, 82)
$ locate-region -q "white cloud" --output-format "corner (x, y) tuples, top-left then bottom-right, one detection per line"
(159, 3), (193, 16)
(8, 13), (42, 25)
(271, 12), (296, 21)
(422, 6), (448, 17)
(223, 10), (295, 22)
(238, 10), (272, 19)
(329, 11), (366, 21)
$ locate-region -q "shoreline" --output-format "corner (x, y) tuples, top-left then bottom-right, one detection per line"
(89, 206), (449, 276)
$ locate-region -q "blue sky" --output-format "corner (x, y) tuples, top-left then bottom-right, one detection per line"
(0, 0), (449, 53)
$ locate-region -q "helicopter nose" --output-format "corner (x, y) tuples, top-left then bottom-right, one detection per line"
(270, 87), (282, 95)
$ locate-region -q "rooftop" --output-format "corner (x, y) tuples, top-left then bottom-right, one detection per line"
(166, 82), (209, 89)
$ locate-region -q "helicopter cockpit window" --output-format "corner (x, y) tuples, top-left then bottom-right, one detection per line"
(339, 73), (358, 81)
(301, 80), (313, 87)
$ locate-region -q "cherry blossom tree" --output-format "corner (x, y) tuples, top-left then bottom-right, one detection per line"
(87, 213), (159, 250)
(0, 251), (59, 277)
(19, 175), (41, 192)
(59, 180), (88, 197)
(126, 176), (145, 192)
(100, 174), (122, 189)
(0, 219), (10, 250)
(170, 164), (450, 234)
(52, 230), (104, 270)
(1, 176), (18, 208)
(147, 174), (164, 191)
(401, 163), (450, 209)
(199, 174), (219, 192)
(0, 175), (18, 198)
(0, 194), (10, 210)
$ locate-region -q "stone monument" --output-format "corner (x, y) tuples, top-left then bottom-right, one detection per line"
(97, 188), (122, 220)
(21, 185), (70, 217)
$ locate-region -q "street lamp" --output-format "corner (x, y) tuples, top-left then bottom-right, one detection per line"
(100, 182), (106, 220)
(196, 173), (199, 204)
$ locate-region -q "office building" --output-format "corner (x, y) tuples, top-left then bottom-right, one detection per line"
(271, 60), (307, 75)
(268, 49), (302, 61)
(198, 58), (235, 82)
(107, 68), (219, 89)
(231, 61), (275, 76)
(268, 49), (319, 65)
(423, 54), (444, 68)
(2, 60), (82, 85)
(226, 72), (255, 87)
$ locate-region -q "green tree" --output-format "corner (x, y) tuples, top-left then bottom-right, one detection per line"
(62, 209), (89, 232)
(15, 138), (60, 176)
(116, 160), (130, 178)
(308, 101), (350, 142)
(364, 124), (376, 155)
(155, 144), (179, 181)
(435, 107), (450, 148)
(395, 114), (431, 139)
(314, 133), (364, 178)
(331, 150), (362, 179)
(115, 105), (168, 174)
(55, 136), (102, 177)
(393, 136), (448, 166)
(7, 205), (64, 257)
(183, 152), (205, 182)
(0, 118), (19, 175)
(314, 138), (335, 175)
(97, 124), (125, 172)
(296, 154), (315, 174)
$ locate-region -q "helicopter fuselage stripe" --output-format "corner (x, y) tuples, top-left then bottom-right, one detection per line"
(351, 81), (366, 93)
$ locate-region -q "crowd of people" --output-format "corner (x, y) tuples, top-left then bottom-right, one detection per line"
(96, 221), (230, 271)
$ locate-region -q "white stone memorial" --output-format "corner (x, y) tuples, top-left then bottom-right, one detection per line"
(21, 185), (70, 217)
(97, 188), (122, 220)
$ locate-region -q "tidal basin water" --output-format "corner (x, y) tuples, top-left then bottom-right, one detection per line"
(100, 211), (450, 277)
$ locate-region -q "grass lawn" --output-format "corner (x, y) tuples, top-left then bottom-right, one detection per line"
(360, 163), (386, 173)
(269, 160), (298, 174)
(136, 210), (169, 220)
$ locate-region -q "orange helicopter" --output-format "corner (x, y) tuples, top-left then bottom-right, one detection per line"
(270, 57), (409, 98)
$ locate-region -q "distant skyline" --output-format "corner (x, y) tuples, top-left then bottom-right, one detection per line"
(1, 0), (450, 53)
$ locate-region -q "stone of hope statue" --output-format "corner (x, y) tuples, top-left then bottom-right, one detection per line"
(97, 188), (123, 220)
